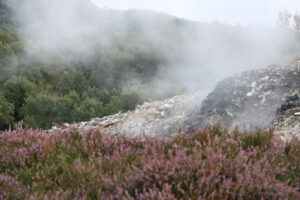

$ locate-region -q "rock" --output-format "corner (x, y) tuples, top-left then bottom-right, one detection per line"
(49, 91), (208, 137)
(273, 96), (300, 140)
(51, 126), (60, 131)
(188, 58), (300, 139)
(63, 123), (70, 127)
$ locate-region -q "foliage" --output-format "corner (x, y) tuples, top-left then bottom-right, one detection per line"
(75, 97), (104, 121)
(0, 0), (299, 130)
(21, 94), (56, 129)
(57, 71), (89, 96)
(0, 0), (14, 31)
(0, 93), (14, 129)
(0, 126), (299, 199)
(0, 1), (186, 130)
(2, 76), (36, 121)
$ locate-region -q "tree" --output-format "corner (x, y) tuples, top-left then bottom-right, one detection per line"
(54, 91), (81, 124)
(0, 31), (20, 82)
(21, 94), (56, 129)
(57, 71), (88, 96)
(0, 93), (14, 129)
(104, 96), (123, 115)
(0, 0), (15, 30)
(3, 76), (36, 121)
(120, 93), (140, 111)
(75, 98), (104, 121)
(82, 87), (113, 105)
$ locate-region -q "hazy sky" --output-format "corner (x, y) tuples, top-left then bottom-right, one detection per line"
(91, 0), (300, 26)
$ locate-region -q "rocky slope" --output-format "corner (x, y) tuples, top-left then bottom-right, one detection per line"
(273, 95), (300, 139)
(51, 59), (300, 139)
(51, 91), (208, 137)
(188, 58), (300, 139)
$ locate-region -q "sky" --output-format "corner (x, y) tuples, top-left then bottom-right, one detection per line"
(91, 0), (300, 26)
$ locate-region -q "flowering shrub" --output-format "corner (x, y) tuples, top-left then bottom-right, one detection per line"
(0, 126), (299, 199)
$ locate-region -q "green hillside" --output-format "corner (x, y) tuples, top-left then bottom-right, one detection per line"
(0, 0), (191, 130)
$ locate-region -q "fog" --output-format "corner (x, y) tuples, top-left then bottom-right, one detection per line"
(5, 0), (300, 94)
(163, 25), (300, 91)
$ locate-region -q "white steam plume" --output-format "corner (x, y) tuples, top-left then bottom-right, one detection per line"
(5, 0), (300, 94)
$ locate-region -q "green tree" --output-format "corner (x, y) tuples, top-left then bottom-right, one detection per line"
(120, 93), (140, 111)
(3, 76), (36, 121)
(55, 91), (81, 124)
(104, 96), (123, 115)
(57, 71), (88, 96)
(0, 0), (15, 30)
(75, 97), (104, 121)
(0, 31), (20, 81)
(82, 87), (113, 104)
(21, 94), (56, 129)
(0, 93), (14, 129)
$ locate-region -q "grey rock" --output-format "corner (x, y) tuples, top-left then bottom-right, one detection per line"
(188, 58), (300, 140)
(49, 91), (208, 137)
(63, 123), (70, 127)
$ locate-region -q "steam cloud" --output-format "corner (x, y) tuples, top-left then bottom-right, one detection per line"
(5, 0), (300, 93)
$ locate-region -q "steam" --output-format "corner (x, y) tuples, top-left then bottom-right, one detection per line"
(7, 0), (107, 57)
(164, 24), (300, 90)
(5, 0), (300, 95)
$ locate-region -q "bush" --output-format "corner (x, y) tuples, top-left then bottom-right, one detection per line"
(0, 126), (299, 199)
(57, 71), (88, 96)
(2, 76), (36, 121)
(21, 94), (56, 129)
(75, 97), (104, 121)
(0, 93), (14, 129)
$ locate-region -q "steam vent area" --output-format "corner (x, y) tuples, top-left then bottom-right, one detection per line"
(51, 58), (300, 140)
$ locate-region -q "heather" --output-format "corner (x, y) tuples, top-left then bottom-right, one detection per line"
(0, 126), (300, 199)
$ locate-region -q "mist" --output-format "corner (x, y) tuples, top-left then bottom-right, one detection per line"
(163, 24), (300, 91)
(5, 0), (300, 96)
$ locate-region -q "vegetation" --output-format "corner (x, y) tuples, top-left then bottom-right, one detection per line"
(0, 0), (187, 130)
(278, 11), (300, 31)
(0, 0), (299, 131)
(0, 1), (299, 199)
(0, 126), (299, 199)
(0, 93), (14, 127)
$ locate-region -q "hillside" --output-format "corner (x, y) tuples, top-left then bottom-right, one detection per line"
(1, 1), (300, 199)
(0, 0), (194, 130)
(189, 59), (300, 139)
(50, 91), (208, 136)
(0, 0), (300, 131)
(52, 59), (300, 140)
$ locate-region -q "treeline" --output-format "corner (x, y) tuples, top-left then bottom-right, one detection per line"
(0, 39), (130, 129)
(0, 1), (188, 130)
(0, 28), (170, 129)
